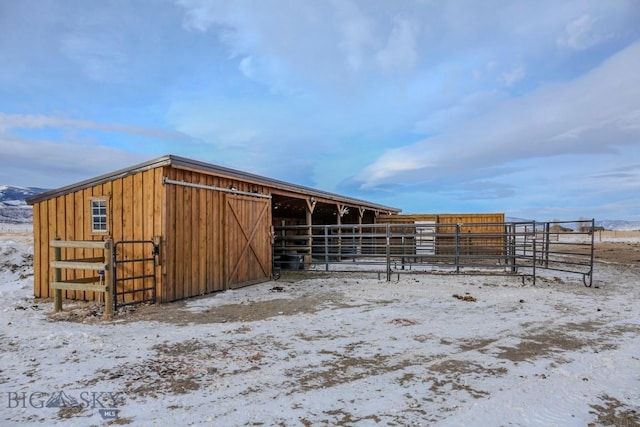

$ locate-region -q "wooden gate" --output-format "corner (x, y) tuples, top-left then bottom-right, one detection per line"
(225, 195), (272, 289)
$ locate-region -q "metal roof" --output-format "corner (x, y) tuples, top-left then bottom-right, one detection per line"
(26, 154), (401, 213)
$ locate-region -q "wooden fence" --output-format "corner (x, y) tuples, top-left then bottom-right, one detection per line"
(50, 238), (113, 319)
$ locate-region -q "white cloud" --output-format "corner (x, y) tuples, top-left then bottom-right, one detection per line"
(60, 32), (127, 82)
(333, 0), (376, 73)
(0, 135), (151, 187)
(355, 40), (640, 190)
(0, 113), (195, 142)
(375, 17), (418, 74)
(557, 14), (610, 50)
(501, 65), (525, 87)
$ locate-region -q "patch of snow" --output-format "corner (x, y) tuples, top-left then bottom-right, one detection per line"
(0, 230), (638, 425)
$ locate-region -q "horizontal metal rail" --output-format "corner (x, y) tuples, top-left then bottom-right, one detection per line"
(113, 240), (158, 311)
(274, 219), (595, 286)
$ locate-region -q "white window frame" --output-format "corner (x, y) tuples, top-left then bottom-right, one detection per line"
(90, 198), (108, 234)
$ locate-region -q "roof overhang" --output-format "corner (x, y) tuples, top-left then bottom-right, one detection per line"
(26, 155), (401, 214)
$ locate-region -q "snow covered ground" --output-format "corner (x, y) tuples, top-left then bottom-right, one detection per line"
(0, 225), (639, 426)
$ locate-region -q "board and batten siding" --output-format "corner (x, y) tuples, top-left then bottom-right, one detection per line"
(162, 166), (273, 301)
(32, 167), (165, 302)
(377, 213), (506, 256)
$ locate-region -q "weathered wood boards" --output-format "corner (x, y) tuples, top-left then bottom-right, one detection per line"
(28, 155), (401, 307)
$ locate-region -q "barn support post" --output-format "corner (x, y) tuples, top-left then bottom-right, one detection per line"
(53, 235), (62, 313)
(305, 198), (316, 269)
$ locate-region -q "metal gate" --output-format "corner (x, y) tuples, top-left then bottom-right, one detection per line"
(273, 219), (595, 286)
(113, 240), (158, 310)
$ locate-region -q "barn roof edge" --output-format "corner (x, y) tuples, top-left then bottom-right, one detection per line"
(26, 154), (401, 213)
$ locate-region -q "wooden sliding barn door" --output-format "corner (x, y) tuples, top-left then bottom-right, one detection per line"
(225, 195), (272, 289)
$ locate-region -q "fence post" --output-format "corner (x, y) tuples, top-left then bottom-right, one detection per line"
(455, 224), (460, 273)
(103, 239), (114, 319)
(386, 223), (391, 282)
(588, 218), (595, 287)
(510, 224), (517, 273)
(53, 235), (62, 312)
(532, 238), (537, 285)
(324, 225), (329, 272)
(544, 222), (550, 268)
(401, 227), (406, 270)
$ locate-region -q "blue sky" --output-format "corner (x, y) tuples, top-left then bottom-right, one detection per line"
(1, 0), (639, 220)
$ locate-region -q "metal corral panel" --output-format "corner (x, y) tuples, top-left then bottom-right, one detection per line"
(378, 213), (506, 256)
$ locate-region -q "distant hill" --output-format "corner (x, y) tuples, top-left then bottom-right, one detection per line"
(596, 219), (640, 231)
(0, 185), (49, 224)
(506, 217), (639, 231)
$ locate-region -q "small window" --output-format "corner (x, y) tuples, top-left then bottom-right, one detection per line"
(91, 199), (108, 233)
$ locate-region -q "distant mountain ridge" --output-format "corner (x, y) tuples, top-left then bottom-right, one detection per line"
(506, 216), (640, 231)
(596, 219), (640, 231)
(0, 185), (638, 230)
(0, 185), (49, 224)
(0, 185), (48, 203)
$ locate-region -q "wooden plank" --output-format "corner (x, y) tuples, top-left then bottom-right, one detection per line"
(64, 256), (104, 263)
(202, 175), (209, 293)
(155, 166), (165, 302)
(53, 238), (62, 311)
(205, 174), (214, 293)
(190, 175), (199, 298)
(185, 174), (194, 298)
(174, 168), (184, 300)
(165, 167), (176, 301)
(112, 178), (123, 242)
(143, 169), (155, 302)
(111, 178), (123, 304)
(198, 180), (206, 295)
(50, 240), (109, 249)
(64, 194), (76, 297)
(46, 198), (57, 299)
(214, 182), (223, 291)
(51, 282), (107, 292)
(32, 202), (41, 298)
(54, 195), (71, 299)
(52, 276), (104, 284)
(50, 261), (107, 270)
(73, 189), (86, 300)
(133, 171), (144, 303)
(122, 175), (134, 303)
(39, 201), (50, 299)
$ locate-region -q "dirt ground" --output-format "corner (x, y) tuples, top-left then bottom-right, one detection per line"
(594, 241), (640, 264)
(3, 228), (639, 425)
(51, 239), (640, 326)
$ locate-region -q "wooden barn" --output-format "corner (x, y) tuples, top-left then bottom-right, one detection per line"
(27, 155), (400, 310)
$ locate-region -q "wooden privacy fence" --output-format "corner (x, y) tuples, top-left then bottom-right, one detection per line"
(50, 238), (113, 319)
(273, 219), (595, 286)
